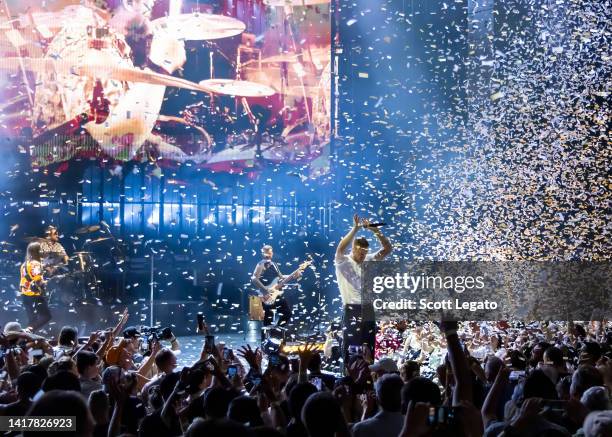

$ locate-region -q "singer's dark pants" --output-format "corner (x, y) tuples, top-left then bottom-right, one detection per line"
(342, 303), (376, 365)
(21, 294), (52, 332)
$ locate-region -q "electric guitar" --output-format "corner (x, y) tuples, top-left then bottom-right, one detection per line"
(260, 259), (312, 306)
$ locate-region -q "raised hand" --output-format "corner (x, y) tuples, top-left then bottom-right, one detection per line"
(454, 400), (484, 437)
(348, 358), (369, 384)
(150, 340), (161, 357)
(362, 344), (374, 364)
(238, 344), (261, 372)
(399, 401), (430, 437)
(353, 213), (360, 228)
(297, 342), (318, 370)
(360, 391), (377, 420)
(178, 367), (191, 387)
(510, 397), (542, 429)
(87, 331), (101, 347)
(112, 308), (129, 337)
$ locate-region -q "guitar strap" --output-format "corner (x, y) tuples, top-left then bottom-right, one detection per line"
(270, 261), (282, 278)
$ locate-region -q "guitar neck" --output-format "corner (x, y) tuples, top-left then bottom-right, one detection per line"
(278, 267), (303, 286)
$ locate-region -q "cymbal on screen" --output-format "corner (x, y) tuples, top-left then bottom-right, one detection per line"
(75, 225), (101, 234)
(245, 46), (330, 67)
(151, 13), (246, 41)
(264, 0), (330, 5)
(241, 65), (322, 96)
(86, 237), (112, 244)
(198, 79), (276, 97)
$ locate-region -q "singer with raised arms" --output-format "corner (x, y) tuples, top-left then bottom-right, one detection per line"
(335, 214), (393, 364)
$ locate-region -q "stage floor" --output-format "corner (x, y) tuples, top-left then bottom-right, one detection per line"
(173, 334), (260, 367)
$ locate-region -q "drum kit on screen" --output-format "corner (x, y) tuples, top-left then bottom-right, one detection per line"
(0, 0), (331, 169)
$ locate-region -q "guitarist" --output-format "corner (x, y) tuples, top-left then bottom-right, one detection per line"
(20, 242), (51, 332)
(251, 245), (297, 333)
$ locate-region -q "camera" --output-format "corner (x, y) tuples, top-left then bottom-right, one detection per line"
(141, 326), (173, 342)
(541, 399), (568, 413)
(139, 326), (173, 354)
(509, 370), (526, 381)
(268, 353), (281, 367)
(223, 347), (233, 361)
(348, 345), (364, 356)
(227, 365), (238, 378)
(204, 335), (215, 354)
(197, 313), (206, 332)
(428, 406), (456, 427)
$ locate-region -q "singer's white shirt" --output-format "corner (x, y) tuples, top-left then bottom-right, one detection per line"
(335, 253), (374, 305)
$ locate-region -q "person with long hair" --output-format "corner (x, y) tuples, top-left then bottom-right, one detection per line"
(20, 242), (51, 332)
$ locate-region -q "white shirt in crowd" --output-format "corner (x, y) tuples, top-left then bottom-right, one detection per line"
(335, 253), (374, 305)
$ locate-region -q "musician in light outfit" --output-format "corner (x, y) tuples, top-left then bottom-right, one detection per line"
(335, 215), (392, 363)
(251, 245), (295, 336)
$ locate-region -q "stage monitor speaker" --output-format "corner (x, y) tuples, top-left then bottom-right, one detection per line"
(248, 295), (264, 321)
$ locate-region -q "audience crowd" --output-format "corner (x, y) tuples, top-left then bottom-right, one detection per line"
(2, 311), (612, 437)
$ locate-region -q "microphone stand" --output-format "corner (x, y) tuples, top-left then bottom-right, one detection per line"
(100, 220), (126, 300)
(144, 240), (159, 327)
(315, 263), (322, 336)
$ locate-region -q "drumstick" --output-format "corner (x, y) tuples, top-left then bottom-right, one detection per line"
(1, 57), (217, 94)
(1, 2), (34, 108)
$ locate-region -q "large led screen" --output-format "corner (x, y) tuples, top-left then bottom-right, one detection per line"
(0, 0), (330, 176)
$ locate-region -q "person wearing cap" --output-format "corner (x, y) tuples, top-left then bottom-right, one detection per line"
(582, 410), (612, 437)
(335, 214), (392, 365)
(369, 357), (400, 379)
(122, 326), (142, 354)
(105, 327), (162, 388)
(3, 321), (27, 337)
